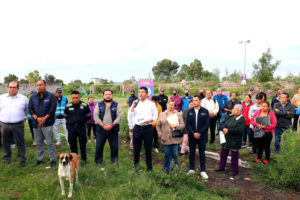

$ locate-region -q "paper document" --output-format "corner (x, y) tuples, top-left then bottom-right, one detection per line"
(219, 131), (226, 144)
(167, 113), (179, 126)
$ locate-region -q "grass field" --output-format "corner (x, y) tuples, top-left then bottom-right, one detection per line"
(0, 95), (230, 200)
(0, 94), (299, 199)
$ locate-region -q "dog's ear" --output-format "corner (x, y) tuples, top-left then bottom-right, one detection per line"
(57, 153), (61, 161)
(69, 154), (73, 161)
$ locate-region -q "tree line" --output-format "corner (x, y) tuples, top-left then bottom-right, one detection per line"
(152, 48), (283, 83)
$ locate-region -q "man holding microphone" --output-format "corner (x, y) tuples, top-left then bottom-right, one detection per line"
(129, 87), (158, 172)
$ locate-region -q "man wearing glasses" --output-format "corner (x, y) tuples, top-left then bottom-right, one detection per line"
(0, 81), (29, 167)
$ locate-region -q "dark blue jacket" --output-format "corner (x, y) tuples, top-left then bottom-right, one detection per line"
(127, 95), (138, 107)
(28, 91), (56, 128)
(97, 100), (120, 132)
(181, 96), (193, 110)
(186, 107), (210, 142)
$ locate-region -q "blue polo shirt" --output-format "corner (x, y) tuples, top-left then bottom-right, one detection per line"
(213, 94), (228, 113)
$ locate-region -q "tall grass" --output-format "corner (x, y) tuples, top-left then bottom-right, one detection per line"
(251, 129), (300, 191)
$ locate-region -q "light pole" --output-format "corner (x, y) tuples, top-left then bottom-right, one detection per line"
(239, 40), (250, 96)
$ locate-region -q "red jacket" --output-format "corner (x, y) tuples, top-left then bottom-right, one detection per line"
(242, 102), (254, 126)
(250, 109), (277, 135)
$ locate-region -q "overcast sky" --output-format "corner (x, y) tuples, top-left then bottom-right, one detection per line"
(0, 0), (299, 83)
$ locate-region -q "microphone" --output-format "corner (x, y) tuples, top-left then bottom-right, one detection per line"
(134, 98), (141, 108)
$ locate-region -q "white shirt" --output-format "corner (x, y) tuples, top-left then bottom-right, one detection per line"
(194, 107), (200, 130)
(129, 99), (158, 126)
(127, 108), (135, 129)
(0, 93), (29, 123)
(201, 97), (219, 116)
(248, 103), (261, 128)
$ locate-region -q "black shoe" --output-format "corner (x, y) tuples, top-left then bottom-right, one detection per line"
(35, 160), (44, 166)
(81, 160), (87, 167)
(51, 161), (57, 168)
(214, 168), (225, 172)
(20, 161), (26, 167)
(210, 141), (215, 144)
(229, 171), (238, 176)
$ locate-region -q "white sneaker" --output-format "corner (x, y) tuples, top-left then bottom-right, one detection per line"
(94, 139), (96, 143)
(32, 141), (36, 146)
(11, 144), (16, 149)
(66, 142), (70, 146)
(55, 141), (61, 146)
(154, 148), (159, 153)
(201, 172), (209, 180)
(187, 170), (195, 175)
(88, 140), (91, 143)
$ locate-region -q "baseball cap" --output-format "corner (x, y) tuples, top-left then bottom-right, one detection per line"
(160, 88), (165, 92)
(56, 88), (62, 93)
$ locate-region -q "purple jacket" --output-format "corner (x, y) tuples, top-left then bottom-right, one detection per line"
(87, 102), (97, 124)
(170, 95), (182, 111)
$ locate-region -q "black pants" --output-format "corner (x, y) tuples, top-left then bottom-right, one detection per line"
(133, 125), (153, 171)
(28, 119), (34, 140)
(87, 124), (96, 140)
(95, 128), (119, 164)
(208, 117), (217, 143)
(293, 114), (299, 131)
(257, 132), (273, 161)
(250, 128), (258, 153)
(188, 134), (206, 171)
(0, 121), (26, 162)
(68, 125), (87, 161)
(153, 127), (158, 149)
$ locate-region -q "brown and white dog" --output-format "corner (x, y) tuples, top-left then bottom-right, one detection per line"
(57, 153), (80, 198)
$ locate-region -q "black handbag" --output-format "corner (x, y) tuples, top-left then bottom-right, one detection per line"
(253, 128), (265, 138)
(172, 129), (183, 138)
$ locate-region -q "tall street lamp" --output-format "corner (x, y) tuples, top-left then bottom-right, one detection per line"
(239, 40), (251, 95)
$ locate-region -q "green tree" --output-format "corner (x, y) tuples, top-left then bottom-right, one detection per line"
(25, 70), (41, 83)
(187, 59), (203, 80)
(19, 78), (29, 84)
(152, 59), (179, 82)
(177, 64), (189, 79)
(44, 74), (56, 84)
(4, 74), (18, 84)
(56, 79), (64, 85)
(228, 70), (241, 82)
(252, 48), (281, 82)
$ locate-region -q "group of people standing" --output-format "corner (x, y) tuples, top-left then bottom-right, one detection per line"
(1, 80), (299, 180)
(0, 80), (122, 168)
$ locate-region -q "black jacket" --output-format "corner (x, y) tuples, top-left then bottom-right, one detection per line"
(186, 107), (210, 142)
(273, 102), (295, 129)
(220, 115), (245, 150)
(157, 94), (168, 111)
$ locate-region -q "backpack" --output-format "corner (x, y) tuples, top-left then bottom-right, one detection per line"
(213, 99), (222, 119)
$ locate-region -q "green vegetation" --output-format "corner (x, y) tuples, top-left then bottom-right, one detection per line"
(251, 129), (300, 190)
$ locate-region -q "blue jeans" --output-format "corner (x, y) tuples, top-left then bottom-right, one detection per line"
(275, 127), (285, 152)
(163, 144), (179, 173)
(217, 112), (226, 132)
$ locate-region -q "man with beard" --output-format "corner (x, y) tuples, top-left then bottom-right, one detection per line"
(94, 89), (122, 166)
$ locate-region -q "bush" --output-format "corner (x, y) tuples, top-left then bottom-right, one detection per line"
(120, 110), (129, 136)
(168, 87), (184, 96)
(263, 83), (272, 89)
(251, 129), (300, 190)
